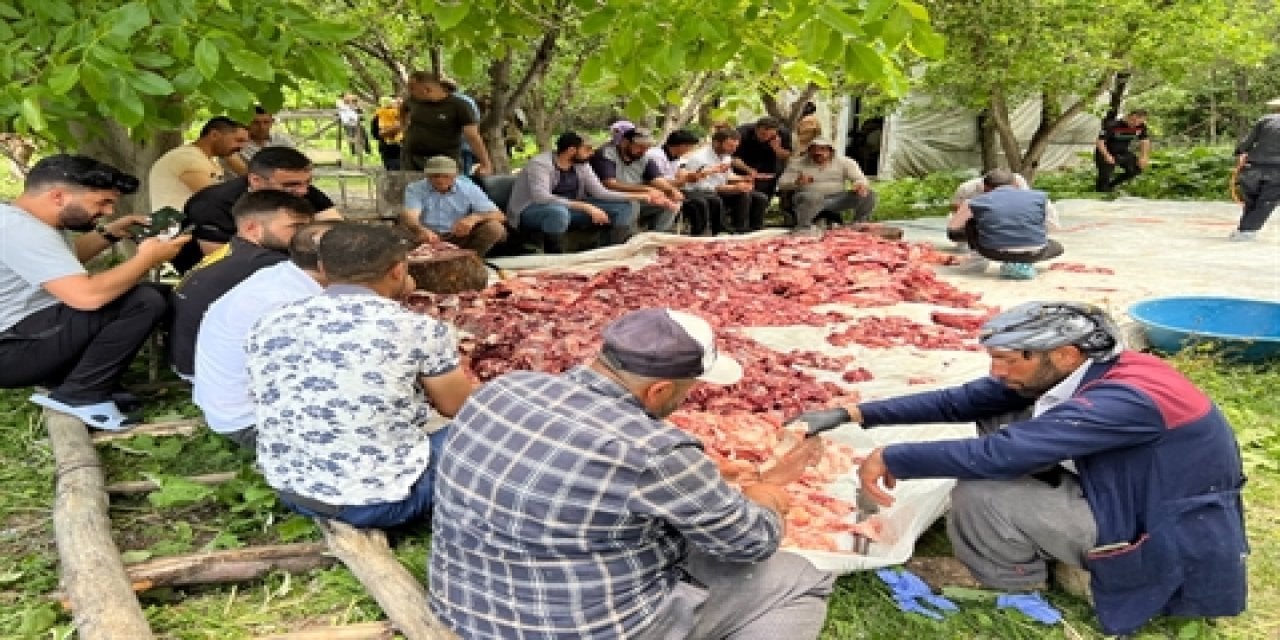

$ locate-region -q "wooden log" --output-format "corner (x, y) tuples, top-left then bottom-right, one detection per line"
(319, 519), (457, 640)
(91, 418), (203, 443)
(105, 471), (237, 495)
(256, 621), (394, 640)
(45, 411), (155, 638)
(408, 248), (489, 294)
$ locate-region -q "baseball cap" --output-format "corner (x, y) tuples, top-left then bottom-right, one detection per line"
(601, 308), (743, 384)
(423, 156), (459, 175)
(807, 136), (835, 150)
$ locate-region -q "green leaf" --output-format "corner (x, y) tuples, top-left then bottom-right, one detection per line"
(133, 51), (175, 68)
(898, 0), (929, 21)
(880, 4), (915, 50)
(579, 57), (604, 85)
(844, 42), (886, 83)
(80, 63), (113, 102)
(0, 4), (21, 19)
(204, 77), (253, 109)
(225, 49), (274, 81)
(864, 0), (895, 21)
(909, 22), (945, 59)
(119, 550), (153, 564)
(130, 70), (174, 96)
(194, 38), (220, 79)
(431, 3), (470, 30)
(145, 474), (216, 508)
(276, 515), (318, 542)
(172, 67), (203, 93)
(817, 5), (864, 38)
(108, 2), (151, 41)
(88, 45), (134, 71)
(17, 605), (58, 637)
(451, 48), (475, 79)
(46, 65), (80, 95)
(0, 570), (23, 585)
(20, 97), (47, 132)
(290, 20), (361, 42)
(581, 11), (611, 35)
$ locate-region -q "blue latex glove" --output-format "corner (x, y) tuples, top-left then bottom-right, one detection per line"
(997, 592), (1062, 625)
(876, 568), (960, 620)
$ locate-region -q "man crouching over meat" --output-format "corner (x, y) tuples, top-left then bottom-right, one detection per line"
(793, 301), (1248, 637)
(429, 307), (835, 639)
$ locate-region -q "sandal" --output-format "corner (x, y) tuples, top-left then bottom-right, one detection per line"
(29, 393), (137, 431)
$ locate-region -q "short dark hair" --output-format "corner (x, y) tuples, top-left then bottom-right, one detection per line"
(231, 189), (316, 224)
(253, 105), (268, 115)
(408, 70), (445, 86)
(665, 130), (700, 147)
(200, 116), (247, 138)
(289, 221), (338, 270)
(24, 154), (139, 195)
(556, 131), (585, 153)
(317, 223), (411, 283)
(712, 129), (741, 144)
(755, 116), (781, 130)
(248, 147), (314, 176)
(983, 168), (1017, 189)
(1128, 109), (1149, 117)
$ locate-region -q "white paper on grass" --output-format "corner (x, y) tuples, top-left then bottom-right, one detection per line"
(785, 422), (975, 573)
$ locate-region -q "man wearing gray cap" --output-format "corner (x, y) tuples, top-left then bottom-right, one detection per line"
(1230, 97), (1280, 240)
(430, 307), (834, 640)
(400, 155), (507, 257)
(791, 301), (1247, 636)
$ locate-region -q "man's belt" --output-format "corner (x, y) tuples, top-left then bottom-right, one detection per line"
(277, 490), (344, 517)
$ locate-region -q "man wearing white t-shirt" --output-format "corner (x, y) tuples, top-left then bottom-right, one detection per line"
(193, 222), (333, 449)
(680, 129), (768, 233)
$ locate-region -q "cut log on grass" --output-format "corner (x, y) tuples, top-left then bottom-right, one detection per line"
(319, 519), (458, 640)
(408, 248), (489, 294)
(45, 410), (155, 639)
(104, 471), (237, 495)
(91, 418), (203, 443)
(255, 621), (394, 639)
(121, 543), (333, 591)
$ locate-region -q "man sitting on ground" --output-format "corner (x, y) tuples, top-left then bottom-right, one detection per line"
(247, 224), (473, 528)
(507, 132), (640, 253)
(0, 155), (189, 430)
(399, 156), (507, 257)
(170, 190), (316, 380)
(430, 308), (834, 639)
(947, 169), (1063, 279)
(589, 127), (679, 233)
(778, 137), (877, 233)
(949, 171), (1059, 249)
(194, 222), (333, 449)
(645, 130), (728, 236)
(733, 116), (793, 203)
(177, 147), (342, 273)
(682, 128), (768, 233)
(150, 116), (248, 212)
(226, 106), (295, 176)
(795, 301), (1247, 637)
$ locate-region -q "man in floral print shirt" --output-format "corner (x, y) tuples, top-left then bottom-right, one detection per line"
(246, 223), (474, 528)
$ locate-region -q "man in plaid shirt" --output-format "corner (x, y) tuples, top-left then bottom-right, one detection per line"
(430, 308), (834, 639)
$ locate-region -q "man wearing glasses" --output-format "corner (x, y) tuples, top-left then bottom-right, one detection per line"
(176, 147), (343, 273)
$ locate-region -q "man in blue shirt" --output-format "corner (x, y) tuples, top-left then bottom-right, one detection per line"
(399, 156), (507, 257)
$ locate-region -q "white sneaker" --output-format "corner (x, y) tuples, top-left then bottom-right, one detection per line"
(1228, 230), (1258, 242)
(957, 255), (990, 272)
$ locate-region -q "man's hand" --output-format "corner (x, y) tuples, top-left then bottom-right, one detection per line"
(760, 436), (824, 486)
(857, 447), (897, 507)
(854, 182), (870, 197)
(1102, 154), (1116, 165)
(795, 173), (814, 186)
(586, 205), (610, 225)
(452, 215), (479, 237)
(415, 228), (440, 245)
(103, 215), (151, 239)
(1138, 157), (1150, 169)
(472, 163), (492, 178)
(136, 234), (191, 266)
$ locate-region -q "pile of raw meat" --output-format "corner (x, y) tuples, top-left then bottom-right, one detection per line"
(406, 230), (987, 415)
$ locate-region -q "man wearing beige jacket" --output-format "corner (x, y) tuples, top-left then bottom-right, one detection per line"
(779, 137), (877, 232)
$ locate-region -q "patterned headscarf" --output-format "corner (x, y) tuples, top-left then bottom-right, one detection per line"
(979, 301), (1124, 362)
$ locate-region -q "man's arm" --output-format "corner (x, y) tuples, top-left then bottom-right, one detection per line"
(178, 168), (216, 194)
(44, 235), (190, 311)
(224, 154), (249, 177)
(420, 367), (475, 418)
(1095, 137), (1114, 163)
(461, 125), (492, 176)
(948, 200), (974, 232)
(72, 215), (150, 262)
(1138, 138), (1152, 167)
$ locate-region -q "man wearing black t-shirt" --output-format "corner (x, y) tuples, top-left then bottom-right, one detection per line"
(401, 71), (492, 175)
(732, 117), (793, 203)
(1094, 109), (1151, 192)
(168, 190), (316, 379)
(176, 147), (342, 273)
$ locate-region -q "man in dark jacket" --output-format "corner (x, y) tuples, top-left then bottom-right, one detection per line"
(1231, 97), (1280, 241)
(793, 301), (1248, 636)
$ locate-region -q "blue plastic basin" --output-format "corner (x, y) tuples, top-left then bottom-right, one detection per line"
(1128, 296), (1280, 363)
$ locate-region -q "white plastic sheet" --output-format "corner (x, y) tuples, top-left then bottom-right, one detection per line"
(479, 200), (1278, 573)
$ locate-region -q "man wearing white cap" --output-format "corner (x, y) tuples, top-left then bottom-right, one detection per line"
(430, 307), (834, 640)
(778, 137), (877, 232)
(793, 301), (1247, 637)
(1230, 97), (1280, 240)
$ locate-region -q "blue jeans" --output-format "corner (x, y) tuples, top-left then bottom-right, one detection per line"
(519, 199), (637, 251)
(282, 426), (451, 529)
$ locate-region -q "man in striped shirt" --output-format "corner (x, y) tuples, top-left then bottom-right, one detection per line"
(430, 308), (834, 639)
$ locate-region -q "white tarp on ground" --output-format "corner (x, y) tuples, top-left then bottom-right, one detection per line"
(489, 199), (1279, 573)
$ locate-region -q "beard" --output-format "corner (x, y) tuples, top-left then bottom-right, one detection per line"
(258, 229), (292, 253)
(58, 202), (99, 232)
(1010, 357), (1069, 398)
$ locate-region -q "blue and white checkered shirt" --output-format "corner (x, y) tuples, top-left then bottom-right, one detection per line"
(429, 366), (783, 639)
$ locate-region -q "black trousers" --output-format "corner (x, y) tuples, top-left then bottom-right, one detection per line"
(1094, 150), (1141, 191)
(1237, 164), (1280, 232)
(965, 221), (1064, 263)
(681, 192), (728, 235)
(718, 191), (769, 232)
(0, 284), (168, 404)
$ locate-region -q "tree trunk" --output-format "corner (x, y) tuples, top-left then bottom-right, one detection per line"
(481, 27), (561, 173)
(319, 519), (458, 640)
(785, 83), (820, 130)
(46, 410), (155, 639)
(1017, 74), (1114, 181)
(1105, 71), (1131, 122)
(73, 119), (183, 214)
(761, 91), (785, 121)
(988, 91), (1023, 174)
(977, 111), (999, 172)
